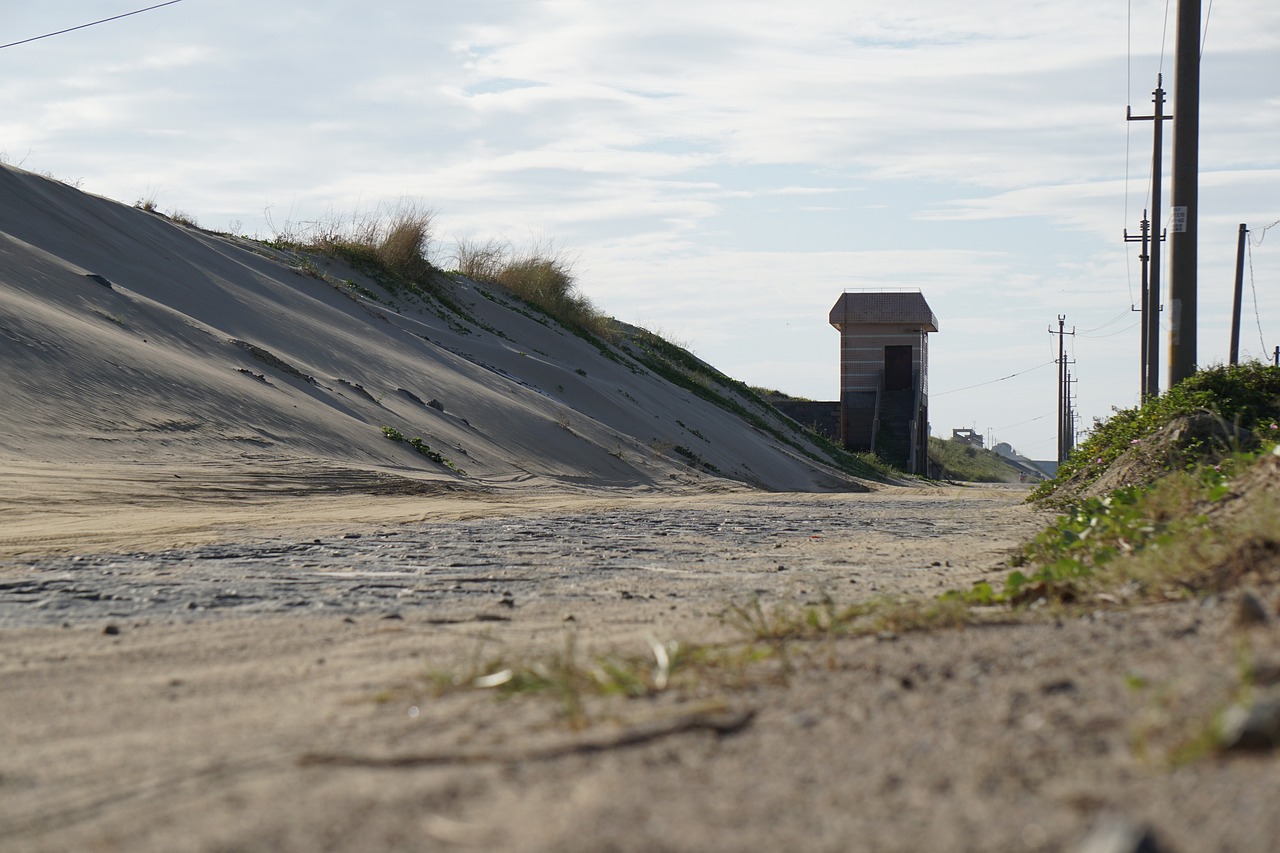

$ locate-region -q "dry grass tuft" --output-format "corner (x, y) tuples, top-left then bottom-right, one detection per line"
(375, 202), (435, 282)
(452, 237), (613, 339)
(271, 199), (437, 286)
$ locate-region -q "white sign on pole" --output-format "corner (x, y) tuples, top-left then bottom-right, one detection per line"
(1171, 206), (1188, 233)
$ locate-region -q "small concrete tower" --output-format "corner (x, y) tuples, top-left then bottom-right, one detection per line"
(829, 291), (938, 474)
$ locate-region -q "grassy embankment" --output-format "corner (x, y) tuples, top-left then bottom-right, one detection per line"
(926, 436), (1030, 483)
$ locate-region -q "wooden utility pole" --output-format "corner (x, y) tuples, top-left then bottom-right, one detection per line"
(1168, 0), (1201, 386)
(1128, 79), (1171, 399)
(1051, 316), (1076, 464)
(1229, 224), (1248, 365)
(1124, 208), (1165, 399)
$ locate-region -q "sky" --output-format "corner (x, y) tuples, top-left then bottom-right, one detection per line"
(2, 1), (1279, 459)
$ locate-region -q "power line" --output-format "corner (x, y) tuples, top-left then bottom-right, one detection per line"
(1247, 239), (1267, 357)
(1158, 0), (1174, 75)
(1250, 219), (1280, 246)
(1077, 309), (1132, 335)
(1201, 0), (1214, 58)
(932, 361), (1056, 398)
(0, 1), (185, 51)
(993, 412), (1052, 431)
(1080, 320), (1141, 340)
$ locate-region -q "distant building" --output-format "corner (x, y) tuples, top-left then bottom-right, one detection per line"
(952, 428), (984, 448)
(829, 291), (938, 474)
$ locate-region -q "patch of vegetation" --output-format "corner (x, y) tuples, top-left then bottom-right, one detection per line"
(264, 204), (521, 340)
(380, 426), (464, 474)
(167, 209), (199, 228)
(953, 362), (1280, 610)
(452, 634), (699, 727)
(672, 444), (722, 475)
(453, 238), (614, 342)
(1036, 362), (1280, 503)
(927, 436), (1026, 483)
(750, 386), (814, 403)
(721, 594), (971, 645)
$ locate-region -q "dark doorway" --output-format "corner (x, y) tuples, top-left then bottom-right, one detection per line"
(884, 345), (913, 391)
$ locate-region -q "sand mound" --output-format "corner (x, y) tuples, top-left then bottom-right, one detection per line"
(0, 165), (865, 500)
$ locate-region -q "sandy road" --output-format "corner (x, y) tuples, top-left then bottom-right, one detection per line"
(1, 485), (1041, 631)
(10, 483), (1274, 853)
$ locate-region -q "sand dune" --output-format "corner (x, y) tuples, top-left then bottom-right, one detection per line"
(0, 164), (863, 514)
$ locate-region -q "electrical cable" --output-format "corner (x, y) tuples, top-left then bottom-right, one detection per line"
(1247, 240), (1268, 358)
(0, 1), (185, 51)
(932, 361), (1056, 398)
(1159, 0), (1173, 75)
(1250, 219), (1280, 246)
(993, 412), (1052, 431)
(1201, 0), (1214, 59)
(1077, 309), (1131, 335)
(1080, 320), (1141, 340)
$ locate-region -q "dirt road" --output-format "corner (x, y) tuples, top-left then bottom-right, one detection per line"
(3, 485), (1276, 852)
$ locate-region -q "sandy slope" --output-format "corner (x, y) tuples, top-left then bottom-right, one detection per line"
(0, 164), (858, 494)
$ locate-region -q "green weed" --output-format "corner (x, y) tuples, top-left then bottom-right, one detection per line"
(380, 426), (464, 474)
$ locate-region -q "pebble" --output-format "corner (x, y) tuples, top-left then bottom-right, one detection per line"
(1073, 815), (1164, 853)
(1233, 589), (1270, 627)
(1219, 689), (1280, 752)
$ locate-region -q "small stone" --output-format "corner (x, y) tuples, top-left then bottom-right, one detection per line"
(1219, 691), (1280, 752)
(1073, 815), (1164, 853)
(102, 624), (121, 635)
(1249, 658), (1280, 687)
(427, 398), (445, 411)
(1234, 589), (1269, 626)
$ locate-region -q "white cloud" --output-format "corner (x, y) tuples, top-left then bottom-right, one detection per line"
(1, 0), (1276, 453)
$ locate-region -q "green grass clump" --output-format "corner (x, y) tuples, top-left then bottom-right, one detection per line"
(1035, 362), (1280, 502)
(381, 425), (464, 473)
(927, 436), (1028, 483)
(1000, 361), (1280, 607)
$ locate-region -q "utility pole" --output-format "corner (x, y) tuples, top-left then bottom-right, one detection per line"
(1229, 224), (1248, 365)
(1128, 78), (1171, 399)
(1169, 0), (1201, 387)
(1124, 209), (1166, 399)
(1066, 371), (1078, 455)
(1050, 316), (1076, 465)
